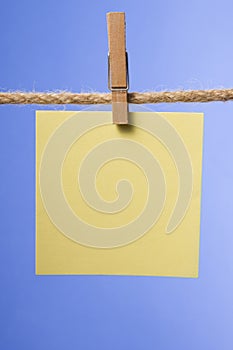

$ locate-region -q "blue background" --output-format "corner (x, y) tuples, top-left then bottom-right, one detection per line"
(0, 1), (233, 349)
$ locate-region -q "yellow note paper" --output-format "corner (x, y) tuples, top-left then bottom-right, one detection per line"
(36, 111), (203, 277)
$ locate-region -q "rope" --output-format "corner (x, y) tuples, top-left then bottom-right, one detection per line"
(1, 89), (233, 105)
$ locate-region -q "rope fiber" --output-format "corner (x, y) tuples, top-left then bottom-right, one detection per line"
(1, 89), (233, 105)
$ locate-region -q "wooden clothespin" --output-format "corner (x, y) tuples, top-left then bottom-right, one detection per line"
(107, 12), (129, 124)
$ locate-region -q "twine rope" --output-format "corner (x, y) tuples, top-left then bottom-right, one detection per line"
(1, 88), (233, 105)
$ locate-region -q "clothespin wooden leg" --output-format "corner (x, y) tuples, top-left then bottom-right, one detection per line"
(112, 90), (128, 124)
(107, 12), (129, 124)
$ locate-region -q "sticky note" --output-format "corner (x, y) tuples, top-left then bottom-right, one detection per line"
(36, 111), (203, 277)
